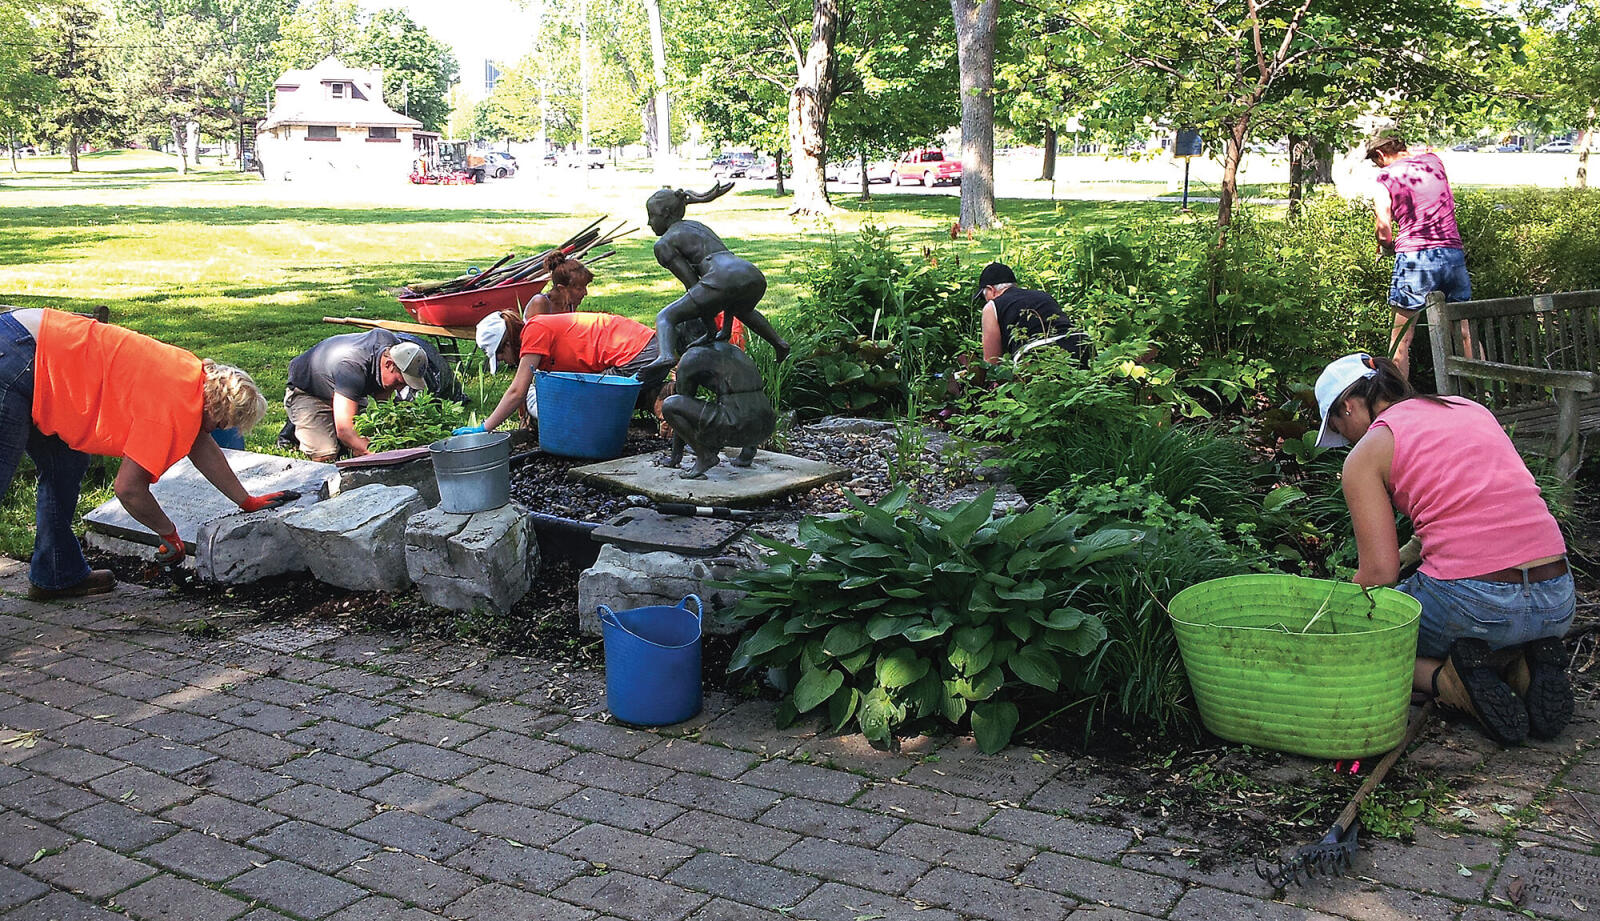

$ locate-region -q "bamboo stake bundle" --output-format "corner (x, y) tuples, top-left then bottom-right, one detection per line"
(396, 217), (632, 300)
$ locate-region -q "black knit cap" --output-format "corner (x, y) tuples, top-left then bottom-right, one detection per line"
(973, 262), (1018, 305)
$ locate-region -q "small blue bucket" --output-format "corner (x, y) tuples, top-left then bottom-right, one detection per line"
(535, 371), (642, 459)
(599, 595), (703, 727)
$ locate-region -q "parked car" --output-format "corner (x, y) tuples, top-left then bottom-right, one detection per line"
(870, 149), (962, 186)
(10, 145), (37, 156)
(746, 156), (783, 180)
(559, 147), (607, 168)
(1450, 141), (1480, 151)
(1536, 139), (1574, 153)
(710, 152), (759, 178)
(484, 152), (517, 177)
(1494, 142), (1524, 152)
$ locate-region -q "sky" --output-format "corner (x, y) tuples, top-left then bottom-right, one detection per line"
(358, 0), (539, 99)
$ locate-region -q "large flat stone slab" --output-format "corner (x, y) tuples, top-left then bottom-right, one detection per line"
(282, 484), (426, 592)
(569, 450), (847, 507)
(84, 449), (332, 545)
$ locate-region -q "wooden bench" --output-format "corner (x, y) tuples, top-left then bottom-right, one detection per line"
(1426, 289), (1600, 481)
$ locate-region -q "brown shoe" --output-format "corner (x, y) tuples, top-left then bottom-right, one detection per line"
(1433, 640), (1528, 744)
(1502, 651), (1531, 696)
(27, 570), (117, 601)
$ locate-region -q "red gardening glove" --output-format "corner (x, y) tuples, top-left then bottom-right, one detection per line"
(155, 533), (185, 566)
(239, 490), (300, 512)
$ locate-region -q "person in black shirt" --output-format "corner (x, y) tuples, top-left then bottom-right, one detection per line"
(281, 330), (455, 460)
(973, 262), (1087, 364)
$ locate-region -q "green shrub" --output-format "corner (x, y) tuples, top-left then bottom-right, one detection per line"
(721, 486), (1142, 752)
(785, 226), (974, 419)
(1063, 477), (1264, 733)
(354, 392), (468, 452)
(1456, 188), (1600, 298)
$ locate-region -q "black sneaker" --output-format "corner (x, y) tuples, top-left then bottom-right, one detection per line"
(1523, 637), (1573, 740)
(1449, 639), (1529, 745)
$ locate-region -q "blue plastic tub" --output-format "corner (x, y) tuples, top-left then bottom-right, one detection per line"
(599, 595), (703, 726)
(535, 371), (642, 459)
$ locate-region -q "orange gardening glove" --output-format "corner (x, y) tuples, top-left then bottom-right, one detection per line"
(238, 490), (300, 512)
(155, 533), (185, 566)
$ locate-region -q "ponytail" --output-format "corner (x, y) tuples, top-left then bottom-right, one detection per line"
(1341, 355), (1453, 417)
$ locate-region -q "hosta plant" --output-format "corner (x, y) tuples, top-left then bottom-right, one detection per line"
(721, 486), (1142, 752)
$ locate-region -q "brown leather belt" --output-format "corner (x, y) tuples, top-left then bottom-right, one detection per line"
(1471, 558), (1568, 584)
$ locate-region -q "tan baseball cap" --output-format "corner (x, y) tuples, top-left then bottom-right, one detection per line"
(388, 341), (430, 392)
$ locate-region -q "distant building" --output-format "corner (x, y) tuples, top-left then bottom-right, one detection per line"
(256, 56), (423, 182)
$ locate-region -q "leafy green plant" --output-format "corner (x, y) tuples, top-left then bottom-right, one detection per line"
(720, 485), (1143, 752)
(784, 334), (904, 418)
(354, 392), (469, 452)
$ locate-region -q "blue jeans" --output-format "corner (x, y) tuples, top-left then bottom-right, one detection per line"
(1389, 247), (1472, 310)
(0, 313), (92, 590)
(1400, 568), (1575, 659)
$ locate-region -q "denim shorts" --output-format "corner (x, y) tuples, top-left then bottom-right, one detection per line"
(1389, 246), (1472, 310)
(1399, 568), (1575, 658)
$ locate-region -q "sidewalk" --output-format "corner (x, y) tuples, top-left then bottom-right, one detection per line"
(0, 559), (1594, 921)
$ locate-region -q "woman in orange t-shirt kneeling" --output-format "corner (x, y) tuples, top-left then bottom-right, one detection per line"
(461, 310), (668, 434)
(0, 309), (291, 600)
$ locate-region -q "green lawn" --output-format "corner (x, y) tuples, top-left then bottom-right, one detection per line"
(1, 154), (1175, 447)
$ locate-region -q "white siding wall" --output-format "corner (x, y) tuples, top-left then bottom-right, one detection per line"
(256, 124), (416, 183)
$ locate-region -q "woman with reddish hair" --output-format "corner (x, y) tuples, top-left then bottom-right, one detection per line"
(523, 252), (595, 317)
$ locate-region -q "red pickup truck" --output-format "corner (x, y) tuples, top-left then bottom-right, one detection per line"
(872, 149), (963, 186)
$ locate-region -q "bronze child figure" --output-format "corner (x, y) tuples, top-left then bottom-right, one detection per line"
(640, 182), (791, 381)
(658, 341), (776, 479)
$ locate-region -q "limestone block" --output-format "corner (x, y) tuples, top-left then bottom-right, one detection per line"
(195, 508), (308, 584)
(577, 541), (763, 637)
(282, 484), (425, 592)
(332, 457), (440, 507)
(405, 504), (537, 614)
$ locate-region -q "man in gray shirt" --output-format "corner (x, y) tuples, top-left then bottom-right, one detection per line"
(282, 330), (454, 460)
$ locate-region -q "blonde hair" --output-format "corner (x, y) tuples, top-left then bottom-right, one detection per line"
(201, 359), (268, 433)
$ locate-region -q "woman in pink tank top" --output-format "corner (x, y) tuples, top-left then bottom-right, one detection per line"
(1314, 353), (1574, 745)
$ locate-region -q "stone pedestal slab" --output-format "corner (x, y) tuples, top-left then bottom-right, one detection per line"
(84, 449), (331, 546)
(282, 484), (425, 592)
(569, 450), (847, 507)
(405, 504), (538, 614)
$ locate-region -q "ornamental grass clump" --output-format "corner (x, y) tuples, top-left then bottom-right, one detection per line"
(721, 485), (1142, 753)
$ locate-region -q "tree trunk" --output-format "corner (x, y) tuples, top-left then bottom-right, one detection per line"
(858, 150), (870, 201)
(1287, 132), (1306, 217)
(643, 0), (670, 180)
(1578, 102), (1596, 191)
(171, 118), (188, 175)
(1311, 137), (1333, 185)
(68, 131), (79, 173)
(1217, 115), (1249, 234)
(950, 0), (996, 230)
(786, 0), (840, 215)
(1040, 124), (1056, 181)
(773, 149), (787, 195)
(7, 128), (16, 173)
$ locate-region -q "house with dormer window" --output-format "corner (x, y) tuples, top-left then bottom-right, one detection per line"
(256, 56), (423, 183)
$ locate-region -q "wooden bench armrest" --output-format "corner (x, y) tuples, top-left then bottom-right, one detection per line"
(1443, 357), (1599, 393)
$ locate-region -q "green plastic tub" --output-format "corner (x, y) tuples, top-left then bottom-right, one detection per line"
(1168, 574), (1421, 759)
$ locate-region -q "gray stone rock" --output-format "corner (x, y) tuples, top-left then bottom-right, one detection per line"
(404, 504), (537, 614)
(282, 485), (425, 592)
(577, 541), (763, 637)
(807, 417), (899, 436)
(195, 508), (308, 584)
(331, 457), (440, 508)
(84, 449), (331, 546)
(570, 450), (847, 506)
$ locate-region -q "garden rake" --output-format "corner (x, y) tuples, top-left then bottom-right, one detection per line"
(1257, 699), (1436, 889)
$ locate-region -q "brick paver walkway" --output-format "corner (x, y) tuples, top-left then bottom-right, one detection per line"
(0, 558), (1595, 921)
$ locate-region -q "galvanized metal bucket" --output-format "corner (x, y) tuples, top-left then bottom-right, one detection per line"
(428, 431), (512, 514)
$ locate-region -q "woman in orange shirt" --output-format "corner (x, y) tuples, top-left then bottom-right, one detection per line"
(0, 309), (290, 600)
(461, 310), (665, 434)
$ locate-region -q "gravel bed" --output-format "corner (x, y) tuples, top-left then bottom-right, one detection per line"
(507, 418), (995, 525)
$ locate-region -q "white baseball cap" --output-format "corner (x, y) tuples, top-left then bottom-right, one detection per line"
(1314, 353), (1379, 448)
(476, 312), (508, 373)
(387, 341), (430, 393)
